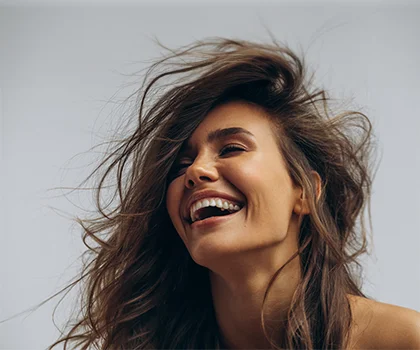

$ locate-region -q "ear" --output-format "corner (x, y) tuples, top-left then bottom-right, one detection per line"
(293, 171), (322, 215)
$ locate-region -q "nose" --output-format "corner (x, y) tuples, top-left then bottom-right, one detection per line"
(184, 155), (219, 189)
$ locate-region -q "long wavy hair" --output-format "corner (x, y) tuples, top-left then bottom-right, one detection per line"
(48, 37), (377, 349)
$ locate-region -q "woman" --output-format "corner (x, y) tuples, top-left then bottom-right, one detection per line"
(49, 38), (420, 349)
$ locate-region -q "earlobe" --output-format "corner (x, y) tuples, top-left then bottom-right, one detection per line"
(293, 171), (322, 215)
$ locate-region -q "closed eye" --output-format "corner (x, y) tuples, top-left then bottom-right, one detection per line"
(168, 145), (245, 182)
(170, 162), (190, 175)
(167, 161), (191, 182)
(219, 144), (245, 156)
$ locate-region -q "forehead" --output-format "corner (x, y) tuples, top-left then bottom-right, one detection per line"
(185, 101), (275, 147)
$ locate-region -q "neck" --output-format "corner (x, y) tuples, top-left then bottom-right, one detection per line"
(210, 251), (301, 349)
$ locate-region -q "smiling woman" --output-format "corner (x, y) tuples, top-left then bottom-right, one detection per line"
(47, 37), (420, 349)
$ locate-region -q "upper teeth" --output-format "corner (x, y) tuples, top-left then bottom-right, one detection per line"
(189, 198), (241, 223)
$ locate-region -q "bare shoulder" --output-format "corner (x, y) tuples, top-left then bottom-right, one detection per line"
(347, 294), (420, 349)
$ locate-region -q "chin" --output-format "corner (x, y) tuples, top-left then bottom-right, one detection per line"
(186, 233), (252, 268)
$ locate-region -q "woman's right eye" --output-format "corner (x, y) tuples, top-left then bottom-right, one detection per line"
(176, 163), (190, 171)
(168, 163), (190, 181)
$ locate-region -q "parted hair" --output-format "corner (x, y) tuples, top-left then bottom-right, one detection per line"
(48, 37), (376, 349)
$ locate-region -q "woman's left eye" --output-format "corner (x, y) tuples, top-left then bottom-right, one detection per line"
(219, 145), (245, 156)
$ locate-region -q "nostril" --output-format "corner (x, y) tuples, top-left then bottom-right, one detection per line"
(199, 175), (212, 181)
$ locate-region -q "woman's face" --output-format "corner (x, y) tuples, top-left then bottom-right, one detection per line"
(166, 100), (303, 267)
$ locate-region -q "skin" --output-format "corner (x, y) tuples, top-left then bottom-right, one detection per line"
(165, 100), (420, 349)
(166, 100), (318, 348)
(347, 295), (420, 349)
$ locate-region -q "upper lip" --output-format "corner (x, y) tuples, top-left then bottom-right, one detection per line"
(183, 189), (245, 221)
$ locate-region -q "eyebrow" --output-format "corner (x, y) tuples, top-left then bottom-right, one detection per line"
(183, 127), (255, 151)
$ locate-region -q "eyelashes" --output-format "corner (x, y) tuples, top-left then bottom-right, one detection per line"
(168, 144), (245, 181)
(219, 144), (245, 156)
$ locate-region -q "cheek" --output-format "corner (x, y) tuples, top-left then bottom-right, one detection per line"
(224, 155), (274, 196)
(165, 179), (184, 228)
(228, 158), (295, 220)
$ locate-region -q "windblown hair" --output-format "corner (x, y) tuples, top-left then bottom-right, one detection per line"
(49, 37), (376, 349)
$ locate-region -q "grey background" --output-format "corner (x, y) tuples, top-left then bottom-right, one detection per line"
(1, 0), (419, 348)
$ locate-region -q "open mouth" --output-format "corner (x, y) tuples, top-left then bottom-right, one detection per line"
(186, 204), (245, 225)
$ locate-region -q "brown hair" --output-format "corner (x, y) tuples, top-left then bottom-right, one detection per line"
(47, 37), (377, 349)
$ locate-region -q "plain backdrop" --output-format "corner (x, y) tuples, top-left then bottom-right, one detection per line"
(1, 0), (419, 348)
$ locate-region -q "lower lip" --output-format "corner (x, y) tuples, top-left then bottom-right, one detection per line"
(189, 208), (243, 230)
